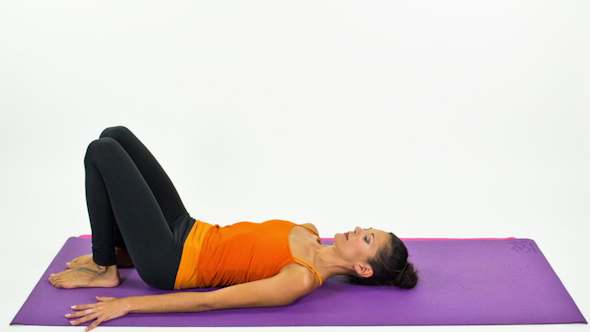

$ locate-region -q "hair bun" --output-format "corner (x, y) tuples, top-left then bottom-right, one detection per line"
(393, 261), (418, 289)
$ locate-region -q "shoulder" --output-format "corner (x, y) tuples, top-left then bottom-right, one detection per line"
(280, 263), (318, 295)
(299, 223), (319, 236)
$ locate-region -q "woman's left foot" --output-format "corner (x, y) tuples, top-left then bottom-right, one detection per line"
(49, 261), (120, 289)
(66, 254), (93, 269)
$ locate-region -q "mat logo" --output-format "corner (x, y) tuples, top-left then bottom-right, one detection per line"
(508, 240), (538, 254)
(510, 243), (531, 253)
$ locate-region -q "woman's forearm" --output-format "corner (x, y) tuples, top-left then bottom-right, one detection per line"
(67, 292), (216, 330)
(126, 292), (213, 314)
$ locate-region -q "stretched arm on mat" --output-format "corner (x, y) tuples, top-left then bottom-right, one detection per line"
(66, 265), (314, 331)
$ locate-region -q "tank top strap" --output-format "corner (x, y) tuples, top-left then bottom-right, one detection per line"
(297, 224), (321, 243)
(292, 256), (323, 289)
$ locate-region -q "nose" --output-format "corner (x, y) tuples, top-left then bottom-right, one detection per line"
(354, 226), (363, 235)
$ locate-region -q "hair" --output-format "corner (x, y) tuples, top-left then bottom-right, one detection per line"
(349, 233), (418, 289)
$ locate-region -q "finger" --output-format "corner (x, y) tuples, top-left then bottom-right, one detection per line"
(66, 308), (95, 319)
(96, 296), (117, 302)
(70, 311), (99, 326)
(65, 311), (83, 319)
(86, 317), (104, 331)
(71, 303), (98, 311)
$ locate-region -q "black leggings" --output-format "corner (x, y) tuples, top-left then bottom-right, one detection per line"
(84, 126), (195, 290)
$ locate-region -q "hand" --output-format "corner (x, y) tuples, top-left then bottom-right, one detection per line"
(66, 296), (130, 331)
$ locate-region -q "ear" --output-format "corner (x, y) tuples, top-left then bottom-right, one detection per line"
(354, 263), (374, 278)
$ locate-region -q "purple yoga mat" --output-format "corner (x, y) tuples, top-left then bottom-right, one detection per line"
(12, 237), (586, 327)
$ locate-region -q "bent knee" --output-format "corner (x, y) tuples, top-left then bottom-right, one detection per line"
(84, 137), (123, 165)
(100, 126), (132, 140)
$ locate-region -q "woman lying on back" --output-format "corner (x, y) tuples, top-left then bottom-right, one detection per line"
(48, 126), (418, 331)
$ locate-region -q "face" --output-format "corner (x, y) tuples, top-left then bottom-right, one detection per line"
(334, 226), (390, 276)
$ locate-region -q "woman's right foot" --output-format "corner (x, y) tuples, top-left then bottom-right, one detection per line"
(49, 261), (120, 289)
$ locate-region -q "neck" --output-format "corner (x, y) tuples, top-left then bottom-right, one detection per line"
(313, 244), (355, 279)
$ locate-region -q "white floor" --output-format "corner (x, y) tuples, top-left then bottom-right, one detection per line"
(1, 1), (589, 331)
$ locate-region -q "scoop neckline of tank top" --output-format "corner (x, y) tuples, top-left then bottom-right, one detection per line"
(287, 224), (321, 259)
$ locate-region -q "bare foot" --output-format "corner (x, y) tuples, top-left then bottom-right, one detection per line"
(49, 261), (120, 289)
(66, 248), (134, 269)
(66, 254), (93, 269)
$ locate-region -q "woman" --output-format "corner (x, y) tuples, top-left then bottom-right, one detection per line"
(48, 126), (418, 331)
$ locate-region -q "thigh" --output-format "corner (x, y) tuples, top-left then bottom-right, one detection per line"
(85, 137), (183, 289)
(99, 126), (189, 222)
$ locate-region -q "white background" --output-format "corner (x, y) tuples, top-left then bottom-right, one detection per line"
(1, 1), (588, 331)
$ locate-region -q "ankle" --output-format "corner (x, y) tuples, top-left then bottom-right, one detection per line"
(90, 260), (116, 270)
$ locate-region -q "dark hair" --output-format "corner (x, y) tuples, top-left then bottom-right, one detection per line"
(349, 233), (418, 289)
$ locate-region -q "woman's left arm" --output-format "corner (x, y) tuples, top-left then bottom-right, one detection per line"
(67, 265), (315, 331)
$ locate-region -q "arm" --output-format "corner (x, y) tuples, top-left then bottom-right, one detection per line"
(133, 265), (313, 312)
(67, 265), (315, 330)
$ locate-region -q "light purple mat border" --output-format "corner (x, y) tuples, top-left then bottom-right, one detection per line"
(11, 237), (587, 327)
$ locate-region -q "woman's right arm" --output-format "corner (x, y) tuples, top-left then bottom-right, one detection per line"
(68, 264), (316, 331)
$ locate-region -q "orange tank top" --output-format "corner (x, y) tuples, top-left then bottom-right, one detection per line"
(174, 219), (322, 290)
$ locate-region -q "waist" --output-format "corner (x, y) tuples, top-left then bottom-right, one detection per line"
(173, 220), (213, 290)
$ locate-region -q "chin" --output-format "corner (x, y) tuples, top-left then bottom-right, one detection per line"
(333, 233), (343, 245)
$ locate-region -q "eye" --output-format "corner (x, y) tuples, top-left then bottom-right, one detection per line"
(365, 236), (370, 244)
